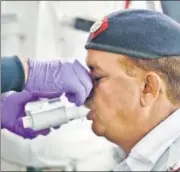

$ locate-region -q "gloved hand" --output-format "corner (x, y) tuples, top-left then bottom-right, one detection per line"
(1, 91), (59, 139)
(25, 59), (93, 106)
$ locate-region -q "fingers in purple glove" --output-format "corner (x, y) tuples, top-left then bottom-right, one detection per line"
(1, 91), (51, 139)
(11, 91), (40, 105)
(65, 93), (76, 103)
(73, 60), (93, 96)
(14, 118), (50, 139)
(64, 75), (86, 106)
(72, 60), (93, 106)
(31, 91), (62, 99)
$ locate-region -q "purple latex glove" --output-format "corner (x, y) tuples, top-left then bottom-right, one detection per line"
(25, 59), (93, 106)
(1, 91), (59, 139)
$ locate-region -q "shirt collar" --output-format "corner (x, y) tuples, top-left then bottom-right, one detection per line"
(125, 108), (180, 171)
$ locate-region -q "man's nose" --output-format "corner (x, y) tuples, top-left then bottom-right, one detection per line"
(84, 71), (96, 109)
(84, 88), (94, 109)
(84, 97), (92, 109)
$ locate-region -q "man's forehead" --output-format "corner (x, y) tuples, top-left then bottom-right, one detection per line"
(86, 50), (127, 66)
(86, 55), (102, 71)
(86, 50), (101, 67)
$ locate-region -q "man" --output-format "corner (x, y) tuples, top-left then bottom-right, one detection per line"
(84, 9), (180, 171)
(1, 9), (180, 171)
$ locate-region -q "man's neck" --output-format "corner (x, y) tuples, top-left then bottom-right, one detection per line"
(115, 104), (179, 155)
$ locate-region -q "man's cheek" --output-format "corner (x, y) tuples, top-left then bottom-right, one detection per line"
(94, 90), (107, 108)
(95, 82), (110, 99)
(94, 91), (111, 117)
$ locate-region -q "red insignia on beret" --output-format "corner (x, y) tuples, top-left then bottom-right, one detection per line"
(90, 16), (109, 40)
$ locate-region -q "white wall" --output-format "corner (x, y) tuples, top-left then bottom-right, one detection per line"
(34, 1), (158, 62)
(34, 1), (126, 62)
(1, 1), (38, 58)
(1, 1), (157, 61)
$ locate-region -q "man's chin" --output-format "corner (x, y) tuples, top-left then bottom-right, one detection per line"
(91, 122), (105, 137)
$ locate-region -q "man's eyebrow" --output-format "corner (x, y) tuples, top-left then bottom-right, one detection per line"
(87, 64), (103, 72)
(87, 64), (94, 71)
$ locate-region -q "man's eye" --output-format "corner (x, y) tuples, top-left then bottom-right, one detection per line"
(94, 76), (102, 83)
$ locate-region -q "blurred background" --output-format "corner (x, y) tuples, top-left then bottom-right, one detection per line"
(1, 1), (164, 63)
(1, 1), (180, 63)
(1, 1), (180, 171)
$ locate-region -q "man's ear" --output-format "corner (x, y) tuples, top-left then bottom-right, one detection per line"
(140, 72), (161, 107)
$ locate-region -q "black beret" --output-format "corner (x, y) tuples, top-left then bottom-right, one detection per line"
(85, 9), (180, 59)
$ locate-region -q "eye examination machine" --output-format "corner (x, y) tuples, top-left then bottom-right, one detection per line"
(22, 98), (89, 131)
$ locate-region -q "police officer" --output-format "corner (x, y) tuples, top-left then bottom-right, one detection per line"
(84, 9), (180, 171)
(2, 9), (180, 171)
